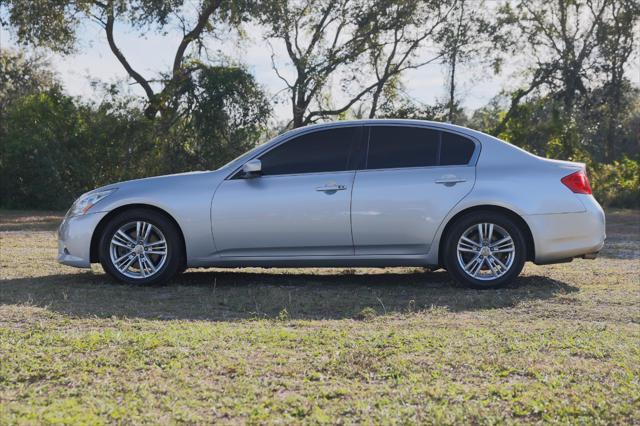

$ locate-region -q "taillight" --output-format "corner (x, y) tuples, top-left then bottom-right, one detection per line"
(561, 170), (592, 194)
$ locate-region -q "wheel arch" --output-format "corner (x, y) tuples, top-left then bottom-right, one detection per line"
(437, 204), (535, 265)
(90, 204), (187, 264)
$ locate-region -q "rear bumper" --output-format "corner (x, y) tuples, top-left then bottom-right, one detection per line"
(526, 195), (606, 264)
(57, 211), (108, 268)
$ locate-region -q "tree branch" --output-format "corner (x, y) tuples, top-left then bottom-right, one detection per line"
(492, 64), (557, 135)
(105, 14), (155, 102)
(172, 0), (222, 77)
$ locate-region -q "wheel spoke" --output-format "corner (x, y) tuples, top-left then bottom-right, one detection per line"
(111, 237), (130, 249)
(477, 224), (484, 241)
(470, 257), (485, 277)
(487, 224), (494, 242)
(460, 236), (481, 248)
(464, 255), (484, 277)
(138, 256), (146, 278)
(458, 239), (479, 252)
(114, 251), (133, 264)
(492, 248), (514, 253)
(136, 222), (143, 241)
(458, 246), (478, 253)
(116, 230), (136, 245)
(142, 254), (157, 274)
(463, 255), (479, 270)
(146, 240), (166, 247)
(491, 255), (508, 271)
(116, 254), (136, 273)
(143, 223), (152, 243)
(490, 236), (512, 249)
(486, 256), (499, 277)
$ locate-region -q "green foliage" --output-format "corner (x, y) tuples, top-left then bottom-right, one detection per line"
(0, 90), (150, 209)
(0, 49), (57, 113)
(0, 66), (271, 210)
(182, 65), (271, 171)
(466, 89), (639, 208)
(1, 90), (91, 209)
(589, 157), (640, 207)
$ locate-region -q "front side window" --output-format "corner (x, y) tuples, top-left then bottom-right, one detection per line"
(259, 127), (359, 176)
(366, 126), (439, 169)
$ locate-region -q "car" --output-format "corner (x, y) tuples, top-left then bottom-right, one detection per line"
(57, 119), (606, 288)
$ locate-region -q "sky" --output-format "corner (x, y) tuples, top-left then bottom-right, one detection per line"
(1, 12), (638, 122)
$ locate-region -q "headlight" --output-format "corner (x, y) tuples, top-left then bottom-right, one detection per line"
(68, 189), (117, 217)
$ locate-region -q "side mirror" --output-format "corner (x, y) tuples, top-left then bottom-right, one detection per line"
(241, 159), (262, 177)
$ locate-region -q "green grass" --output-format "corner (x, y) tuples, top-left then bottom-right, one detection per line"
(1, 210), (638, 424)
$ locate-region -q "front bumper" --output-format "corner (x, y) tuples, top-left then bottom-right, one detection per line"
(57, 211), (108, 268)
(526, 195), (606, 264)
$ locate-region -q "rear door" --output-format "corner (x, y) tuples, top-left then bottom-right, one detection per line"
(351, 125), (477, 255)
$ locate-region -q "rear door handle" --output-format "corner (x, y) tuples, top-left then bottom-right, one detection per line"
(435, 177), (467, 185)
(316, 184), (347, 192)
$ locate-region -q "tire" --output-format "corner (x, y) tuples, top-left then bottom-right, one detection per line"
(98, 208), (183, 285)
(443, 211), (526, 289)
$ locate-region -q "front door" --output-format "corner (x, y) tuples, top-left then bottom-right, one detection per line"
(351, 125), (477, 255)
(211, 126), (362, 257)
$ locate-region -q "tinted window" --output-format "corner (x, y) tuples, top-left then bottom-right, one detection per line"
(259, 127), (358, 176)
(366, 126), (439, 169)
(440, 132), (475, 165)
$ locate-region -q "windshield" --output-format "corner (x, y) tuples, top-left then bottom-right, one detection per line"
(218, 142), (267, 170)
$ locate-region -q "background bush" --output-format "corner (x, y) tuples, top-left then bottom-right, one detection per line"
(589, 158), (640, 207)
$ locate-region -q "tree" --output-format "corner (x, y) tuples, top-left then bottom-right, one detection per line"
(437, 0), (508, 123)
(1, 0), (247, 120)
(162, 65), (272, 172)
(493, 0), (616, 139)
(359, 0), (455, 118)
(595, 0), (640, 161)
(378, 96), (456, 122)
(260, 0), (386, 128)
(0, 48), (57, 114)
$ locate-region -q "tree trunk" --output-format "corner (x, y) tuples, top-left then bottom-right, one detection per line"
(605, 70), (622, 162)
(447, 49), (457, 123)
(368, 84), (384, 119)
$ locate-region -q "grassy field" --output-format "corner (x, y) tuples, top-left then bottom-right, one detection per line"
(0, 210), (638, 424)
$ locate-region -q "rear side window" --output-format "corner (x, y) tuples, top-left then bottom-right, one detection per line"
(259, 127), (359, 176)
(366, 126), (439, 169)
(440, 131), (475, 165)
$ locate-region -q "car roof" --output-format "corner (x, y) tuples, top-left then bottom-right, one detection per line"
(279, 119), (486, 141)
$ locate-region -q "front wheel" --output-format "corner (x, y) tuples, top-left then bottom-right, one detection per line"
(443, 212), (526, 289)
(99, 208), (183, 285)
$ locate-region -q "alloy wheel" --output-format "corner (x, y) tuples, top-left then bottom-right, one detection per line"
(456, 222), (515, 281)
(109, 221), (168, 279)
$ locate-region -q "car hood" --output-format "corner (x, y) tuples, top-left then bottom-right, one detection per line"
(96, 170), (217, 192)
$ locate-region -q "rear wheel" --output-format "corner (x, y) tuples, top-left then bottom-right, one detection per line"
(99, 208), (183, 285)
(443, 211), (526, 289)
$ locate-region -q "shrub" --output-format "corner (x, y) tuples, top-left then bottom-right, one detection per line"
(0, 90), (91, 209)
(589, 157), (640, 207)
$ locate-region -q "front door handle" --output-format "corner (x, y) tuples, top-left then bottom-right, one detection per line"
(316, 184), (347, 192)
(435, 176), (467, 185)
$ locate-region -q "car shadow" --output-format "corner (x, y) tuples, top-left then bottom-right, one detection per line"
(0, 269), (578, 321)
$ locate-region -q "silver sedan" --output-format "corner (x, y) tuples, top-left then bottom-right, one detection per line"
(58, 120), (605, 288)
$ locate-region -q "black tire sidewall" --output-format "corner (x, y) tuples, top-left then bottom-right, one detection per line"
(444, 212), (526, 289)
(98, 209), (182, 285)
